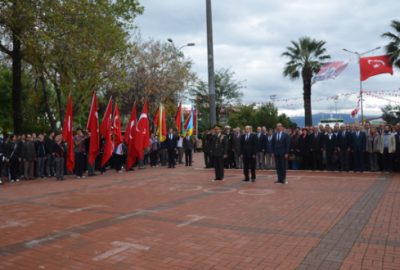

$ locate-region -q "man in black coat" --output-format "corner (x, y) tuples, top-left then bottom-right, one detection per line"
(308, 127), (322, 170)
(255, 126), (266, 170)
(241, 125), (257, 182)
(165, 128), (178, 168)
(351, 125), (366, 172)
(209, 125), (228, 181)
(272, 123), (291, 184)
(337, 125), (352, 172)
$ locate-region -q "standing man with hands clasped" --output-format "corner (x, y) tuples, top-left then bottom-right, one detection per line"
(272, 123), (291, 184)
(241, 125), (257, 182)
(210, 125), (228, 181)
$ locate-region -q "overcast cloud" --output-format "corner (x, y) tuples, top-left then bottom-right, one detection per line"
(135, 0), (399, 117)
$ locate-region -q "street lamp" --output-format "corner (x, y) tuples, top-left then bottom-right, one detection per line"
(167, 38), (195, 51)
(342, 46), (381, 123)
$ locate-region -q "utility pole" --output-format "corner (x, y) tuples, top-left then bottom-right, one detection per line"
(206, 0), (216, 126)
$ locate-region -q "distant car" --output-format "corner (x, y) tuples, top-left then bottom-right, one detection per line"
(318, 118), (344, 128)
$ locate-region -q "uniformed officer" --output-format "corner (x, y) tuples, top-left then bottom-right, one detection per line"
(209, 125), (228, 181)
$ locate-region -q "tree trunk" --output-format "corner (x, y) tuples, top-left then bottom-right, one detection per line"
(302, 67), (313, 127)
(53, 75), (64, 125)
(12, 31), (23, 134)
(40, 76), (57, 130)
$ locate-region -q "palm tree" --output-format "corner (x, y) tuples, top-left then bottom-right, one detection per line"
(281, 37), (330, 126)
(382, 20), (400, 69)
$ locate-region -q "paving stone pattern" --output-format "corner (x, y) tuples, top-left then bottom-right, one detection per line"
(0, 153), (399, 270)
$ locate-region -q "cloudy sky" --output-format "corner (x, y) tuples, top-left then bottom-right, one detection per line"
(135, 0), (399, 117)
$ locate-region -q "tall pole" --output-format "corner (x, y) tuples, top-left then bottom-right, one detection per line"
(206, 0), (216, 126)
(343, 46), (380, 124)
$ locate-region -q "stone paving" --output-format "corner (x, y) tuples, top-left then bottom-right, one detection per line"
(0, 153), (399, 270)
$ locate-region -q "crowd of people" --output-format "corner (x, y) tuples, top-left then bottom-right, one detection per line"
(202, 122), (400, 174)
(0, 128), (198, 185)
(1, 121), (399, 186)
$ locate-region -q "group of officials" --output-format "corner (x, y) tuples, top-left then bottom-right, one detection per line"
(207, 123), (290, 184)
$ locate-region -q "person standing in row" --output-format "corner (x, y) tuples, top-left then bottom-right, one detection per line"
(166, 129), (178, 168)
(210, 125), (228, 181)
(74, 128), (86, 178)
(273, 123), (290, 184)
(36, 134), (47, 178)
(53, 134), (65, 181)
(255, 127), (266, 170)
(183, 135), (194, 166)
(232, 127), (242, 169)
(241, 126), (257, 182)
(22, 134), (36, 180)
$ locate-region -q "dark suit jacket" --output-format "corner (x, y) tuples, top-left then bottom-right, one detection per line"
(323, 133), (338, 152)
(308, 133), (322, 152)
(210, 134), (228, 157)
(183, 136), (194, 151)
(351, 131), (366, 152)
(255, 133), (266, 152)
(240, 133), (257, 157)
(165, 134), (178, 150)
(272, 132), (290, 156)
(337, 131), (352, 150)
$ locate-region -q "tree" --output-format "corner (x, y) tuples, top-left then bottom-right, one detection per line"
(381, 104), (400, 125)
(0, 0), (144, 132)
(228, 103), (295, 129)
(382, 20), (400, 69)
(281, 36), (330, 126)
(110, 36), (197, 118)
(189, 68), (243, 129)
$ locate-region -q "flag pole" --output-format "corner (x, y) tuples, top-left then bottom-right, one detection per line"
(342, 46), (381, 124)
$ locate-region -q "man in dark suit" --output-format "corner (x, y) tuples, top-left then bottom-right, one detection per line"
(351, 124), (366, 172)
(241, 125), (257, 182)
(272, 123), (290, 184)
(210, 125), (228, 181)
(255, 126), (267, 170)
(337, 125), (352, 172)
(323, 126), (338, 171)
(165, 128), (178, 168)
(308, 127), (322, 170)
(183, 135), (194, 166)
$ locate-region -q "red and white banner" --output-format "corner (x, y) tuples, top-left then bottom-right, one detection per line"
(86, 92), (99, 166)
(62, 95), (74, 173)
(312, 61), (349, 84)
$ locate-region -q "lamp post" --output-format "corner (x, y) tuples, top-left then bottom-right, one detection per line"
(167, 38), (195, 101)
(206, 0), (216, 127)
(342, 46), (381, 123)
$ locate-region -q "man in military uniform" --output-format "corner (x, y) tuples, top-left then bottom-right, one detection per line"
(210, 125), (228, 181)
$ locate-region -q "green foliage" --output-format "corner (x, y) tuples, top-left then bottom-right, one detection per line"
(228, 103), (296, 129)
(382, 20), (400, 69)
(189, 68), (244, 129)
(381, 104), (400, 125)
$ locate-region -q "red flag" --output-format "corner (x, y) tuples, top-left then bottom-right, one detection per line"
(174, 101), (182, 134)
(134, 98), (150, 161)
(153, 106), (160, 127)
(360, 55), (393, 81)
(86, 92), (99, 166)
(126, 103), (137, 169)
(113, 101), (123, 146)
(101, 97), (114, 167)
(62, 95), (74, 173)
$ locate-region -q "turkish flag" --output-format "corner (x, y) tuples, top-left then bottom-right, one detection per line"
(113, 101), (123, 146)
(86, 92), (99, 166)
(101, 97), (114, 167)
(126, 103), (137, 169)
(360, 55), (393, 81)
(174, 101), (182, 134)
(62, 95), (74, 173)
(133, 98), (150, 161)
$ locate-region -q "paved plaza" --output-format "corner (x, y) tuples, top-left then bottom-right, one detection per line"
(0, 153), (399, 270)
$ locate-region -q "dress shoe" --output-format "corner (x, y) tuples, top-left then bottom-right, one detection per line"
(242, 179), (250, 182)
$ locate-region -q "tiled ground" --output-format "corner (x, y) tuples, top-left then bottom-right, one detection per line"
(0, 153), (399, 270)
